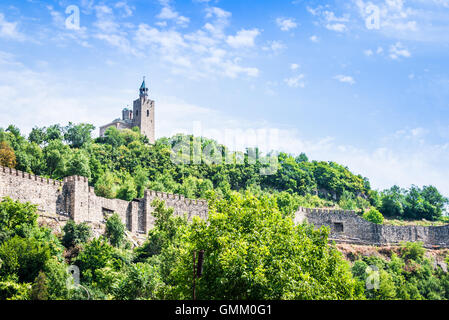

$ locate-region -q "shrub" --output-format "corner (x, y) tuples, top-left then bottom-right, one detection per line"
(0, 197), (38, 236)
(74, 238), (114, 282)
(62, 220), (92, 248)
(105, 213), (126, 248)
(363, 208), (384, 224)
(0, 280), (30, 300)
(115, 263), (162, 300)
(0, 236), (51, 283)
(401, 242), (425, 262)
(30, 271), (49, 300)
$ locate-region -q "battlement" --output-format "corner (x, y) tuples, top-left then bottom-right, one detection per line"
(63, 175), (88, 183)
(0, 166), (209, 236)
(1, 165), (63, 186)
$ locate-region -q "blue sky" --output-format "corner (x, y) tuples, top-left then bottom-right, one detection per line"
(0, 0), (449, 196)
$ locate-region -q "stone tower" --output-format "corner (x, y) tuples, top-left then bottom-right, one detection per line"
(132, 77), (155, 144)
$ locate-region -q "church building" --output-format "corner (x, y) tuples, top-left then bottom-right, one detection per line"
(99, 78), (155, 144)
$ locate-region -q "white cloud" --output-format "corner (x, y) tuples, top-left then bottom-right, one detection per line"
(134, 22), (259, 79)
(158, 6), (178, 20)
(262, 40), (286, 54)
(334, 75), (355, 85)
(364, 49), (373, 56)
(309, 35), (319, 42)
(0, 13), (25, 40)
(389, 42), (411, 59)
(226, 28), (260, 48)
(284, 74), (305, 88)
(115, 1), (134, 17)
(326, 23), (347, 32)
(156, 2), (190, 27)
(276, 18), (298, 31)
(308, 7), (350, 32)
(290, 63), (300, 71)
(351, 0), (449, 42)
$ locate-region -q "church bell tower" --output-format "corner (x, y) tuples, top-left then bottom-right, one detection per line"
(133, 77), (155, 144)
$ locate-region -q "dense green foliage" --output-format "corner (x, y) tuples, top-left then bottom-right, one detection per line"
(378, 185), (448, 221)
(0, 123), (448, 300)
(1, 122), (447, 224)
(1, 123), (447, 222)
(105, 213), (127, 248)
(362, 208), (384, 225)
(61, 220), (92, 248)
(352, 242), (449, 300)
(0, 194), (448, 300)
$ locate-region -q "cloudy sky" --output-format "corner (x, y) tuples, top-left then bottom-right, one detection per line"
(0, 0), (449, 196)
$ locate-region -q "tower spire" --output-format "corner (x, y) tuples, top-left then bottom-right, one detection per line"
(140, 76), (148, 98)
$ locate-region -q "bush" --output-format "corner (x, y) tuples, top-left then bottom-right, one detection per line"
(105, 213), (126, 248)
(0, 197), (38, 237)
(0, 280), (30, 300)
(401, 242), (425, 262)
(44, 259), (70, 300)
(62, 220), (92, 248)
(74, 238), (114, 283)
(30, 271), (49, 300)
(362, 208), (384, 224)
(0, 236), (51, 283)
(115, 263), (162, 300)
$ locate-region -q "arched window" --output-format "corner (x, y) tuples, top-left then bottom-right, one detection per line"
(147, 110), (149, 117)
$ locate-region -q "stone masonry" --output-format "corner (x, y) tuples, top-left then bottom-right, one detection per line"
(2, 164), (449, 247)
(0, 165), (208, 236)
(295, 207), (449, 248)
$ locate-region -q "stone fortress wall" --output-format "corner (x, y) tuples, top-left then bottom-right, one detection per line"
(0, 165), (208, 236)
(295, 207), (449, 248)
(2, 164), (449, 247)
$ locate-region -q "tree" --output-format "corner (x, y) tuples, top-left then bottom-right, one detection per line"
(30, 271), (49, 300)
(380, 186), (404, 218)
(43, 140), (70, 178)
(134, 167), (149, 198)
(66, 150), (91, 179)
(94, 171), (118, 199)
(116, 174), (138, 201)
(105, 213), (126, 248)
(75, 238), (114, 283)
(0, 197), (38, 239)
(115, 263), (162, 300)
(97, 127), (125, 148)
(162, 191), (362, 300)
(0, 280), (30, 300)
(0, 141), (16, 168)
(64, 123), (95, 148)
(0, 236), (51, 283)
(62, 220), (92, 248)
(28, 127), (47, 146)
(134, 199), (187, 262)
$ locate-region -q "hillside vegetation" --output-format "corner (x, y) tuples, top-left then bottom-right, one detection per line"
(0, 123), (449, 300)
(0, 123), (447, 223)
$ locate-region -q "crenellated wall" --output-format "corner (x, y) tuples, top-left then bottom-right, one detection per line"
(0, 165), (209, 236)
(4, 164), (448, 247)
(295, 207), (449, 248)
